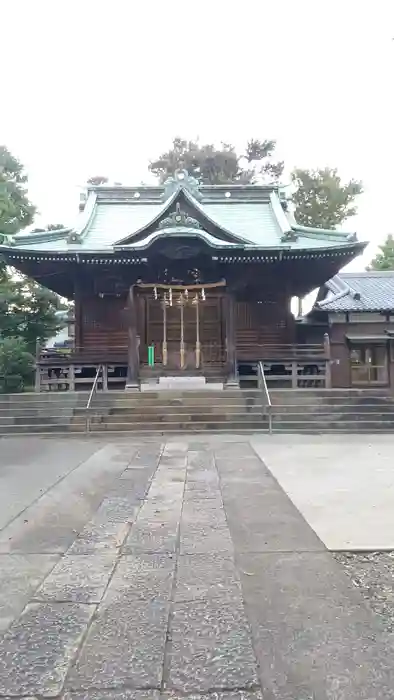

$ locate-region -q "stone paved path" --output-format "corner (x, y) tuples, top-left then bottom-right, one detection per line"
(1, 436), (394, 698)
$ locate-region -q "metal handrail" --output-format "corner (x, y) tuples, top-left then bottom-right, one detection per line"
(85, 365), (102, 432)
(258, 361), (272, 434)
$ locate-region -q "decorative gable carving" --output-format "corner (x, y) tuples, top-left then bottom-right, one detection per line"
(158, 203), (201, 231)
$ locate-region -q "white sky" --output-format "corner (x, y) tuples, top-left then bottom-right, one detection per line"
(1, 0), (393, 270)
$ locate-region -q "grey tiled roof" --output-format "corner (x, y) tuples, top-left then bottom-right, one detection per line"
(0, 176), (363, 257)
(318, 272), (394, 312)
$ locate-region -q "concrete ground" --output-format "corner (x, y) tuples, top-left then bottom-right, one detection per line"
(0, 435), (394, 698)
(253, 433), (394, 550)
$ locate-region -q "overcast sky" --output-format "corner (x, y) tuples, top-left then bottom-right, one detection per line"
(1, 0), (393, 269)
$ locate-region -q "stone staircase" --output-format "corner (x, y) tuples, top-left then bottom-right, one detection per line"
(1, 388), (394, 436)
(269, 389), (394, 433)
(0, 390), (266, 435)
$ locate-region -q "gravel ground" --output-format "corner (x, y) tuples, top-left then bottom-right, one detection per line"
(334, 551), (394, 634)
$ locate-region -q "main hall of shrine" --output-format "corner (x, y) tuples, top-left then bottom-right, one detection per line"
(0, 171), (367, 390)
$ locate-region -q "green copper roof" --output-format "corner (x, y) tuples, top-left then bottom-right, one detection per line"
(0, 172), (364, 256)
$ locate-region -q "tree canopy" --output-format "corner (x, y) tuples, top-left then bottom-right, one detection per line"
(149, 138), (363, 231)
(368, 234), (394, 271)
(291, 168), (363, 230)
(0, 145), (35, 239)
(149, 137), (284, 185)
(0, 337), (35, 393)
(0, 272), (65, 353)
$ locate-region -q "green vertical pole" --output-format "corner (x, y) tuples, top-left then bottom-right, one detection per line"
(148, 345), (155, 367)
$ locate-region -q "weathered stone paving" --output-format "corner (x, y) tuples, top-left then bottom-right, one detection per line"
(1, 436), (394, 698)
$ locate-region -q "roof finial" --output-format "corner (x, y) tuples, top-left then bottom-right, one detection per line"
(162, 169), (202, 202)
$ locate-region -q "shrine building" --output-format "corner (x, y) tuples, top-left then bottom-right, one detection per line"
(0, 171), (367, 391)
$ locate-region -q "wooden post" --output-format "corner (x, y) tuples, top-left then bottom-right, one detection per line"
(195, 297), (201, 369)
(180, 298), (185, 369)
(34, 339), (41, 393)
(68, 364), (75, 392)
(162, 301), (168, 366)
(102, 364), (108, 392)
(324, 333), (332, 389)
(225, 291), (238, 386)
(291, 361), (298, 389)
(126, 285), (139, 390)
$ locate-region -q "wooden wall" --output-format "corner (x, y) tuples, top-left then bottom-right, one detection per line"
(75, 290), (295, 363)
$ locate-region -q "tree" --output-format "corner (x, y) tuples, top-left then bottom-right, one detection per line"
(0, 146), (35, 238)
(149, 137), (284, 185)
(87, 175), (109, 186)
(0, 337), (34, 393)
(291, 168), (363, 229)
(368, 234), (394, 271)
(0, 275), (65, 353)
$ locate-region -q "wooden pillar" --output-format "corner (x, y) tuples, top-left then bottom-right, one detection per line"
(195, 298), (201, 369)
(34, 339), (41, 393)
(291, 361), (298, 389)
(102, 364), (108, 392)
(68, 364), (75, 392)
(324, 332), (332, 389)
(74, 275), (83, 352)
(224, 291), (238, 386)
(126, 285), (139, 390)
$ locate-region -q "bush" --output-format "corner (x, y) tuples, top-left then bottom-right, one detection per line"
(0, 337), (35, 393)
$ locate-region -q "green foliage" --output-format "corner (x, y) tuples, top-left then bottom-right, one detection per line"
(149, 137), (284, 185)
(0, 337), (34, 393)
(0, 273), (65, 353)
(368, 234), (394, 271)
(0, 145), (36, 237)
(291, 168), (363, 229)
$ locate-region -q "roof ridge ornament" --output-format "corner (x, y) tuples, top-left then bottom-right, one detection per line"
(162, 169), (203, 201)
(158, 203), (201, 230)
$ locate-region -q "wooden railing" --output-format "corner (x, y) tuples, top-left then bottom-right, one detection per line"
(35, 342), (329, 391)
(238, 343), (327, 360)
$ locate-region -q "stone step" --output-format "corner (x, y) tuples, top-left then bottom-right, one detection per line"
(272, 419), (394, 431)
(0, 420), (266, 435)
(89, 412), (265, 424)
(272, 404), (394, 416)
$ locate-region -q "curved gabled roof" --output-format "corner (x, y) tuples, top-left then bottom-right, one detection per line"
(0, 173), (365, 258)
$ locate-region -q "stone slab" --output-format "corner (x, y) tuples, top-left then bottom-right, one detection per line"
(0, 444), (131, 554)
(215, 451), (324, 553)
(0, 438), (103, 531)
(68, 519), (132, 554)
(0, 601), (95, 697)
(66, 597), (169, 691)
(35, 553), (117, 603)
(175, 553), (242, 602)
(0, 553), (59, 632)
(180, 522), (234, 555)
(168, 599), (258, 692)
(63, 691), (160, 700)
(163, 695), (262, 700)
(236, 551), (394, 699)
(252, 434), (394, 549)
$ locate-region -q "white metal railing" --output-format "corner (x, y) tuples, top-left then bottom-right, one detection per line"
(85, 365), (103, 432)
(257, 361), (272, 434)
